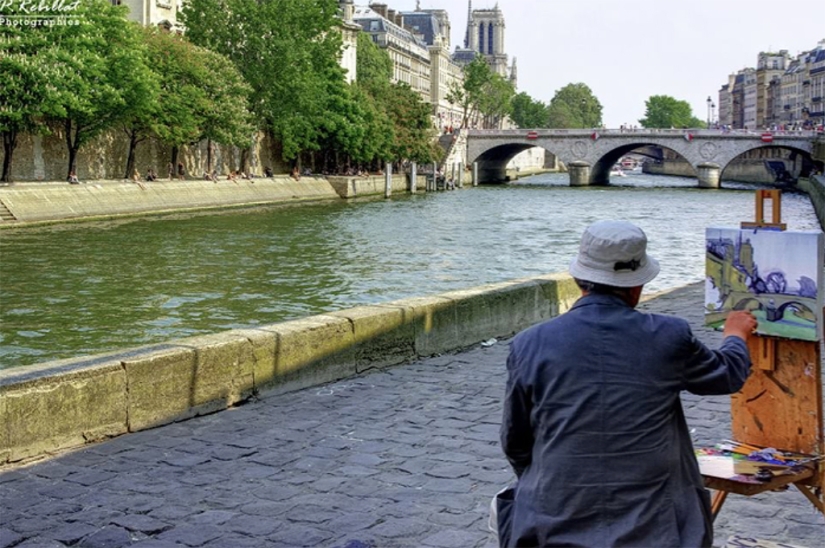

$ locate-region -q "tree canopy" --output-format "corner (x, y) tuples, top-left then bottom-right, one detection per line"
(182, 0), (349, 161)
(511, 92), (549, 129)
(639, 95), (704, 128)
(0, 8), (65, 181)
(546, 83), (603, 129)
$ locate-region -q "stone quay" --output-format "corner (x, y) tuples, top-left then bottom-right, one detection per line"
(1, 283), (823, 548)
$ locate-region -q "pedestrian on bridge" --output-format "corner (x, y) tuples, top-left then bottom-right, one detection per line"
(499, 220), (757, 548)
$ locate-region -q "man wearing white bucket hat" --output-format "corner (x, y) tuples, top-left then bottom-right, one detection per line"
(499, 220), (757, 548)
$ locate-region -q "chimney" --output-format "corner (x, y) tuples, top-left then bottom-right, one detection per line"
(387, 9), (396, 22)
(395, 14), (404, 27)
(370, 3), (388, 19)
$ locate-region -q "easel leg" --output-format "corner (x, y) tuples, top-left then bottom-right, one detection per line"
(793, 484), (824, 515)
(711, 490), (728, 522)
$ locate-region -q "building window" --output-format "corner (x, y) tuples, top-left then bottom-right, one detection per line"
(488, 22), (494, 54)
(478, 23), (485, 54)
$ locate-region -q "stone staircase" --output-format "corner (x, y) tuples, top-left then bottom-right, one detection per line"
(0, 199), (16, 222)
(438, 129), (468, 173)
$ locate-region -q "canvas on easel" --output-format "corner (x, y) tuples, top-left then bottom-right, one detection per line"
(705, 227), (823, 342)
(699, 190), (825, 518)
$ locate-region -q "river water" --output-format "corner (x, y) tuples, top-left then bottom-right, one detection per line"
(0, 172), (819, 369)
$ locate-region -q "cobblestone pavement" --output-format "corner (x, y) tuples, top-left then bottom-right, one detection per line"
(1, 284), (823, 548)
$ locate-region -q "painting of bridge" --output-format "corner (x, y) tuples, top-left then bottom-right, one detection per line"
(705, 227), (823, 342)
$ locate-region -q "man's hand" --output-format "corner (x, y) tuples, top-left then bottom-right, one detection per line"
(723, 310), (758, 340)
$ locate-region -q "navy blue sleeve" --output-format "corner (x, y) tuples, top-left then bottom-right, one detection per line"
(501, 343), (534, 477)
(682, 333), (752, 395)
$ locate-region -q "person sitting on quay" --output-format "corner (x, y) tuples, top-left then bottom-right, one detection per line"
(146, 168), (157, 182)
(67, 170), (80, 184)
(291, 166), (301, 181)
(177, 162), (186, 180)
(264, 166), (274, 178)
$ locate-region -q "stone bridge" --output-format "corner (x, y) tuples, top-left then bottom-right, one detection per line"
(465, 129), (819, 187)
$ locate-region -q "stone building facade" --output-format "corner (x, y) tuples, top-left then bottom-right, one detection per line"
(119, 0), (183, 32)
(720, 39), (825, 130)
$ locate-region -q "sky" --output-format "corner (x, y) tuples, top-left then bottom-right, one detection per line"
(387, 0), (824, 128)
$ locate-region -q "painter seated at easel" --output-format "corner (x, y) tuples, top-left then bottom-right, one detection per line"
(496, 220), (757, 548)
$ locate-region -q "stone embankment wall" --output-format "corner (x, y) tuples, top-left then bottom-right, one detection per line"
(643, 159), (778, 183)
(0, 274), (579, 465)
(799, 175), (825, 229)
(7, 131), (290, 183)
(0, 175), (423, 224)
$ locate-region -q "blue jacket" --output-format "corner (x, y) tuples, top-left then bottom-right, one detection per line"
(501, 293), (751, 547)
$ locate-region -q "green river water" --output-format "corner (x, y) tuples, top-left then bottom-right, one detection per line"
(0, 172), (819, 369)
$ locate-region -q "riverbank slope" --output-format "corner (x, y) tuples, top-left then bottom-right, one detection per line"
(0, 174), (421, 226)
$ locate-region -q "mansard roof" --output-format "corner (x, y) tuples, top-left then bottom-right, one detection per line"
(353, 6), (427, 48)
(399, 11), (442, 46)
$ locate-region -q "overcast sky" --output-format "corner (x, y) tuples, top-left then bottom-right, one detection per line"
(388, 0), (824, 128)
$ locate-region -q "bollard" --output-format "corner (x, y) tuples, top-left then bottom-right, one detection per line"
(385, 162), (392, 198)
(473, 161), (479, 186)
(457, 162), (463, 188)
(410, 162), (417, 194)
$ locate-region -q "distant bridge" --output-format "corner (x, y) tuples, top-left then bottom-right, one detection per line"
(727, 292), (817, 321)
(464, 129), (819, 187)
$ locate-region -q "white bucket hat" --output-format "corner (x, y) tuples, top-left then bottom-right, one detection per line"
(568, 220), (660, 287)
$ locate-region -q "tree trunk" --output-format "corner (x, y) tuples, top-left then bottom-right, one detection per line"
(240, 148), (248, 172)
(124, 129), (139, 179)
(206, 139), (213, 173)
(65, 120), (81, 179)
(1, 130), (17, 182)
(170, 146), (179, 179)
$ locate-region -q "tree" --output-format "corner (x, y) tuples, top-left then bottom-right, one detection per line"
(44, 1), (157, 177)
(478, 73), (515, 129)
(511, 92), (549, 129)
(385, 84), (439, 163)
(183, 0), (349, 162)
(446, 55), (494, 129)
(353, 31), (436, 167)
(356, 31), (393, 92)
(546, 83), (603, 128)
(639, 95), (703, 129)
(0, 7), (66, 181)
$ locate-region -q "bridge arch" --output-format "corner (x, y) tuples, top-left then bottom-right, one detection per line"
(719, 144), (818, 184)
(472, 143), (562, 183)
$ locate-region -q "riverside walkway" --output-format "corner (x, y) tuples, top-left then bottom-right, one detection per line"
(1, 284), (822, 548)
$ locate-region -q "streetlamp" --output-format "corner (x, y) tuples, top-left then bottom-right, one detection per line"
(707, 96), (712, 128)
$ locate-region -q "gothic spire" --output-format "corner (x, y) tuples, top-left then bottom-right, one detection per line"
(464, 0), (472, 48)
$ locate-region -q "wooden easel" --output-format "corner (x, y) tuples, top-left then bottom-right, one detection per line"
(701, 190), (824, 518)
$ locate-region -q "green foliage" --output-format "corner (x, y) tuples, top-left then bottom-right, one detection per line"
(354, 32), (437, 165)
(511, 92), (549, 129)
(183, 0), (349, 161)
(356, 32), (392, 92)
(639, 95), (702, 129)
(385, 84), (439, 163)
(41, 0), (157, 176)
(447, 55), (494, 129)
(1, 0), (155, 178)
(0, 9), (65, 181)
(546, 83), (603, 128)
(478, 73), (515, 129)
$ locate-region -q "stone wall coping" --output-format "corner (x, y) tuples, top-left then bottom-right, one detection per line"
(0, 274), (579, 465)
